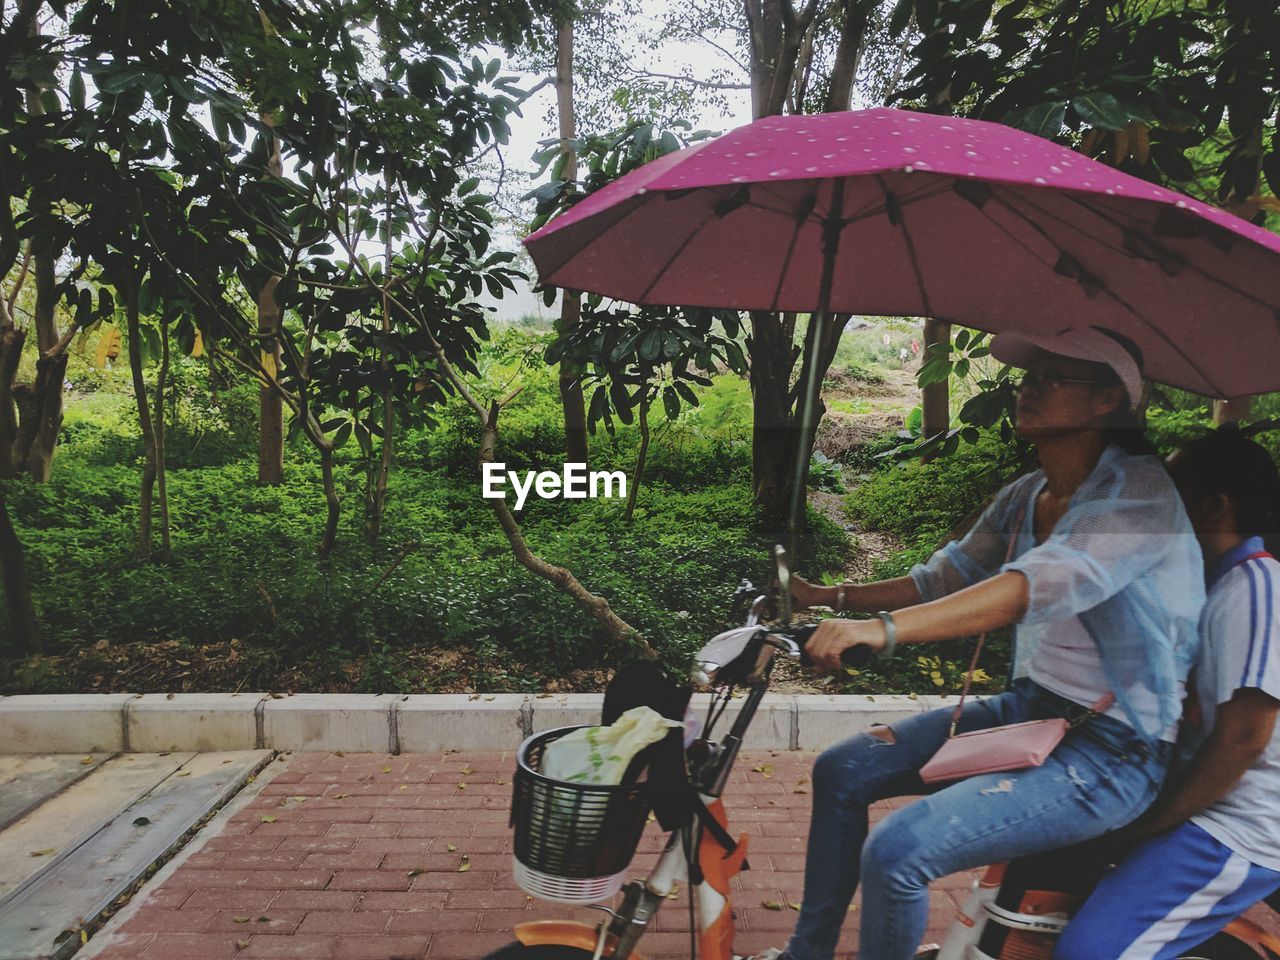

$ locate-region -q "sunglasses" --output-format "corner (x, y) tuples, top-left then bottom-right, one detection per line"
(1015, 368), (1102, 392)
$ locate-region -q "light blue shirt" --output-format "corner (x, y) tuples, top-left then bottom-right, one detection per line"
(910, 445), (1205, 744)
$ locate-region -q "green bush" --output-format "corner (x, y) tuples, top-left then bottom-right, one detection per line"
(5, 449), (847, 692)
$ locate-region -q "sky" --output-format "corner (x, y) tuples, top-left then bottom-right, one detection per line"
(476, 10), (755, 321)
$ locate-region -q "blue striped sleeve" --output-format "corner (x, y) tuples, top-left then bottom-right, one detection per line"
(1252, 560), (1275, 688)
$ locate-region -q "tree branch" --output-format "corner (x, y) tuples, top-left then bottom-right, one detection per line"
(625, 69), (751, 91)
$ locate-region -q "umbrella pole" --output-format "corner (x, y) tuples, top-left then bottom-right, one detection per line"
(786, 178), (846, 565)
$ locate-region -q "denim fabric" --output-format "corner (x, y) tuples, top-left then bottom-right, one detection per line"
(784, 679), (1171, 960)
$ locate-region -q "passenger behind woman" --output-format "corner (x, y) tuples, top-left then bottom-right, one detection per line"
(1056, 430), (1280, 960)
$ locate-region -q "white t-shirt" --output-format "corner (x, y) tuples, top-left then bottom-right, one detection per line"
(1186, 544), (1280, 871)
(1023, 616), (1176, 739)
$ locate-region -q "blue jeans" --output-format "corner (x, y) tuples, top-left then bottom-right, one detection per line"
(785, 679), (1171, 960)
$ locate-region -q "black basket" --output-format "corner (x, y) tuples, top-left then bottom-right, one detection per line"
(511, 725), (653, 879)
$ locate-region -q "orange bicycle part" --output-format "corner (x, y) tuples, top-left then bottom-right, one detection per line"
(1223, 915), (1280, 957)
(513, 919), (647, 958)
(697, 798), (751, 960)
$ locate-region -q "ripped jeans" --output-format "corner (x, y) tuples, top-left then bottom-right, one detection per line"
(785, 678), (1171, 960)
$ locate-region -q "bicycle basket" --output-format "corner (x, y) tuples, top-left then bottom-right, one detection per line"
(510, 725), (653, 904)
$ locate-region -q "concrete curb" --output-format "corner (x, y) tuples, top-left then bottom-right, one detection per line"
(0, 692), (961, 754)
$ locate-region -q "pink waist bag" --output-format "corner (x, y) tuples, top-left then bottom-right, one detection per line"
(920, 716), (1067, 785)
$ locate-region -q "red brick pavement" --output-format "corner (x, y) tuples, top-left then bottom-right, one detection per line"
(84, 751), (1010, 960)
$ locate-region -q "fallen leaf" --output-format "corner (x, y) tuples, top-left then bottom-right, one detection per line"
(260, 815), (278, 823)
(793, 787), (808, 794)
(288, 796), (308, 803)
(30, 848), (55, 857)
(787, 899), (802, 911)
(458, 862), (471, 873)
(235, 939), (249, 950)
(751, 764), (774, 778)
(458, 782), (467, 790)
(80, 930), (88, 945)
(255, 917), (271, 923)
(447, 844), (456, 853)
(176, 771), (192, 777)
(762, 899), (784, 911)
(461, 765), (473, 775)
(233, 916), (250, 924)
(382, 766), (392, 774)
(333, 793), (350, 799)
(408, 868), (425, 878)
(80, 757), (94, 766)
(132, 816), (151, 827)
(334, 751), (345, 757)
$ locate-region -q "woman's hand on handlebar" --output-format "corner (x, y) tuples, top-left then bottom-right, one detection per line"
(805, 618), (886, 671)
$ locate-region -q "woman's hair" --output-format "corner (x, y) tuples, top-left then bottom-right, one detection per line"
(1176, 429), (1280, 550)
(1089, 330), (1157, 455)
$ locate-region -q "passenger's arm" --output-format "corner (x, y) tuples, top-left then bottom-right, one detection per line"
(1123, 689), (1280, 842)
(804, 571), (1029, 670)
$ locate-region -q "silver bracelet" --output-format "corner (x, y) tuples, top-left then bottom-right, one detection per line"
(875, 611), (897, 657)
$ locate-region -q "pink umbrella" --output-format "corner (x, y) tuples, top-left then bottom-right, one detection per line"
(524, 107), (1280, 534)
(525, 107), (1280, 401)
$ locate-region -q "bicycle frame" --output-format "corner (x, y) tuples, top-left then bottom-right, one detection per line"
(514, 592), (792, 960)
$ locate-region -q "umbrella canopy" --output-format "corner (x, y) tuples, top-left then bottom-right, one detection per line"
(525, 107), (1280, 401)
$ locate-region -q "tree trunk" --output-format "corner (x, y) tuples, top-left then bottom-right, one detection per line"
(257, 121), (285, 485)
(125, 284), (156, 562)
(555, 17), (589, 466)
(318, 441), (340, 556)
(1214, 396), (1252, 425)
(0, 492), (40, 656)
(921, 317), (950, 453)
(823, 0), (869, 112)
(257, 275), (284, 485)
(623, 393), (650, 521)
(365, 172), (395, 542)
(153, 321), (171, 561)
(18, 208), (63, 481)
(749, 309), (801, 522)
(740, 1), (869, 517)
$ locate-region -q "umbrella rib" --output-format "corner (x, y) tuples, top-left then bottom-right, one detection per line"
(875, 175), (934, 318)
(767, 189), (817, 314)
(634, 205), (722, 304)
(536, 195), (653, 285)
(1055, 193), (1279, 314)
(984, 186), (1226, 398)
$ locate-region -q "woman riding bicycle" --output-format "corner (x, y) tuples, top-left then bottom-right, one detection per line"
(760, 326), (1205, 960)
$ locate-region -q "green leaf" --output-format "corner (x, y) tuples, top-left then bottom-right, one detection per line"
(661, 386), (680, 421)
(888, 0), (914, 37)
(69, 68), (86, 111)
(1071, 93), (1128, 131)
(1006, 101), (1067, 139)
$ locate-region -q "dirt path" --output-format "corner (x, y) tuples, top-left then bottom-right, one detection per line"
(770, 367), (914, 693)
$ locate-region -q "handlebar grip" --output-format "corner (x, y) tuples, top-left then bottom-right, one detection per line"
(795, 623), (875, 669)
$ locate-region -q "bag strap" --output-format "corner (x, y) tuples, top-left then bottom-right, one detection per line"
(947, 499), (1119, 738)
(948, 504), (1027, 738)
